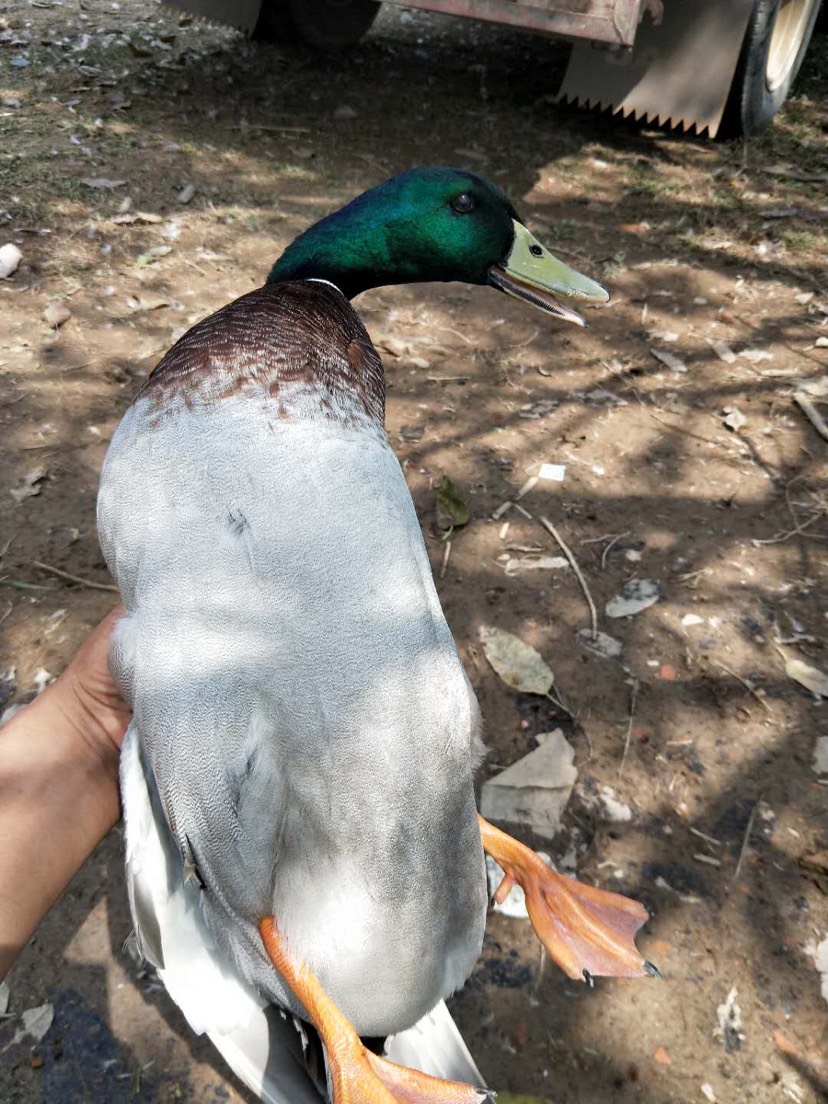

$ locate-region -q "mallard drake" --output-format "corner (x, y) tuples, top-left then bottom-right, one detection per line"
(97, 167), (655, 1104)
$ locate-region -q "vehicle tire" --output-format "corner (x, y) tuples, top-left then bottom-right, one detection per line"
(253, 0), (380, 49)
(719, 0), (822, 137)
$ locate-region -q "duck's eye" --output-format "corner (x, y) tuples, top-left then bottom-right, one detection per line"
(451, 193), (476, 214)
(529, 244), (543, 257)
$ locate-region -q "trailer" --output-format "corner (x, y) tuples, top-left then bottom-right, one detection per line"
(167, 0), (823, 138)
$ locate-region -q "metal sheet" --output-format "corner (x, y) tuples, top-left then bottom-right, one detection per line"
(558, 0), (755, 136)
(379, 0), (644, 45)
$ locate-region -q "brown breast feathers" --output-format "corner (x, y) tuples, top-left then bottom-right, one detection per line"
(136, 281), (385, 427)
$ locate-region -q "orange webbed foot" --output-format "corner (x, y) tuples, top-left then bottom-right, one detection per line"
(479, 815), (659, 983)
(258, 918), (489, 1104)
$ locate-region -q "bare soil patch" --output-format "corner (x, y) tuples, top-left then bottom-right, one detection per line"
(1, 4), (827, 1102)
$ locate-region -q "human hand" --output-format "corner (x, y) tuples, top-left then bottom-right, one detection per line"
(0, 606), (131, 978)
(44, 605), (131, 769)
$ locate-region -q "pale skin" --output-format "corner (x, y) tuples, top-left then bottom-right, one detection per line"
(0, 606), (130, 981)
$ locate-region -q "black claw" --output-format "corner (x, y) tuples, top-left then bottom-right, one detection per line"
(582, 969), (595, 988)
(643, 960), (662, 979)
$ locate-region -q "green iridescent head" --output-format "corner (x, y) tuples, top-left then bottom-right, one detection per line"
(268, 167), (608, 326)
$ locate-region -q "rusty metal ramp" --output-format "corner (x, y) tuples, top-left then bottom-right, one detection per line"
(558, 0), (755, 137)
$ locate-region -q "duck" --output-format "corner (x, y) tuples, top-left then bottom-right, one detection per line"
(97, 167), (656, 1104)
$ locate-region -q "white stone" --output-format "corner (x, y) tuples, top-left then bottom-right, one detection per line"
(0, 243), (22, 278)
(813, 736), (828, 775)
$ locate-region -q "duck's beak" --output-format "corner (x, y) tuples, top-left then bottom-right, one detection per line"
(488, 220), (609, 327)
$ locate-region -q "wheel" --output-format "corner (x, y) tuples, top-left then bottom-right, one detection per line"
(719, 0), (822, 137)
(253, 0), (380, 50)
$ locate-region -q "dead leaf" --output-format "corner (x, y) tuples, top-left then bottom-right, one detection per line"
(435, 475), (469, 533)
(605, 578), (660, 618)
(12, 1002), (54, 1045)
(795, 375), (828, 398)
(785, 657), (828, 697)
(650, 348), (687, 374)
(479, 626), (554, 696)
(113, 211), (163, 225)
(504, 555), (568, 577)
(126, 295), (170, 312)
(80, 177), (127, 189)
(518, 399), (559, 419)
(799, 850), (828, 876)
(740, 347), (773, 364)
(772, 1030), (800, 1058)
(576, 628), (623, 659)
(10, 466), (48, 503)
(709, 339), (736, 364)
(723, 407), (747, 431)
(43, 301), (71, 327)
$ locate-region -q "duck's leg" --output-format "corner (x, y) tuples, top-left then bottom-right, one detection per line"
(258, 919), (488, 1104)
(478, 815), (658, 983)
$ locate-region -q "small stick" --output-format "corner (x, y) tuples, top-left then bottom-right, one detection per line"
(751, 511), (825, 546)
(579, 532), (623, 545)
(32, 561), (119, 593)
(693, 853), (722, 868)
(790, 390), (828, 437)
(539, 517), (598, 640)
(439, 541), (452, 580)
(689, 826), (722, 847)
(733, 799), (760, 883)
(426, 375), (471, 383)
(0, 577), (53, 591)
(618, 677), (639, 777)
(601, 530), (631, 570)
(709, 657), (772, 714)
(0, 601), (12, 626)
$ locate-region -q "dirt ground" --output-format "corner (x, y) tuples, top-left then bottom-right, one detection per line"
(1, 2), (828, 1102)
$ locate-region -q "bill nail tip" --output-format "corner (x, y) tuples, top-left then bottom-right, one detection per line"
(644, 960), (662, 979)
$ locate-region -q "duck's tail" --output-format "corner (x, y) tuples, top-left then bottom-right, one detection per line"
(208, 997), (485, 1104)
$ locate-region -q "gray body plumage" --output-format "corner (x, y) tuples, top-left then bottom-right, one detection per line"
(97, 282), (488, 1090)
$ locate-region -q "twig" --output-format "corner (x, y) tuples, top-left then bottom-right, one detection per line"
(751, 510), (825, 546)
(32, 561), (119, 593)
(709, 657), (772, 714)
(618, 678), (639, 777)
(0, 577), (53, 591)
(579, 532), (622, 545)
(0, 601), (12, 626)
(182, 257), (212, 279)
(733, 799), (761, 883)
(601, 531), (631, 570)
(793, 392), (828, 441)
(689, 826), (722, 847)
(426, 376), (471, 383)
(437, 327), (474, 347)
(539, 517), (598, 640)
(439, 540), (452, 580)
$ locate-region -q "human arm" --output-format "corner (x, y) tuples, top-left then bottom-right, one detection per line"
(0, 607), (130, 980)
